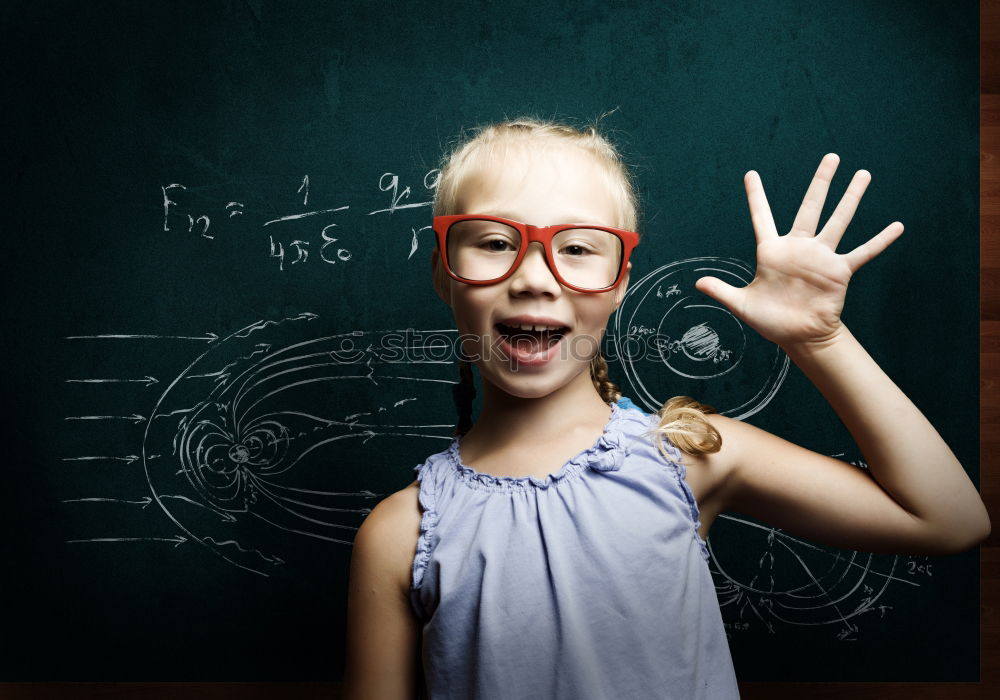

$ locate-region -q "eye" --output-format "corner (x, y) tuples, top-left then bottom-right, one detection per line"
(560, 243), (592, 256)
(481, 238), (515, 252)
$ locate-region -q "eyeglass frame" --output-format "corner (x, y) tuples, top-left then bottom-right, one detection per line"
(433, 214), (640, 294)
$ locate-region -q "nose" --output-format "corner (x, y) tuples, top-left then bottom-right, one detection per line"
(509, 241), (561, 295)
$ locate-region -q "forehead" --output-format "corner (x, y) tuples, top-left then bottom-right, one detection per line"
(455, 141), (619, 226)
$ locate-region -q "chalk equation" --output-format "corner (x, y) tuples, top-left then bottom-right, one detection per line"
(161, 169), (441, 270)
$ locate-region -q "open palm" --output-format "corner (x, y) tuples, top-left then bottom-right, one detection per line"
(695, 153), (905, 350)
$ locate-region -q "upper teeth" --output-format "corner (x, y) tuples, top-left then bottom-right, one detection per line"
(502, 322), (565, 332)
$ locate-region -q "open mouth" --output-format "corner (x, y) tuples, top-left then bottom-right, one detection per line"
(494, 322), (570, 352)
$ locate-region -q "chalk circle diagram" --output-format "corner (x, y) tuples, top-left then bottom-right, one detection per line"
(612, 258), (908, 638)
(611, 256), (789, 421)
(142, 312), (452, 577)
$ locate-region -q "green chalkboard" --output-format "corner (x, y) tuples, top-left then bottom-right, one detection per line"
(3, 0), (979, 683)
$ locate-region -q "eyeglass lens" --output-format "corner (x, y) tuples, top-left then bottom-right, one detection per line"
(446, 219), (623, 290)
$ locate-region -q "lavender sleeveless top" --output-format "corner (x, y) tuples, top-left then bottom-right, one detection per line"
(409, 397), (740, 699)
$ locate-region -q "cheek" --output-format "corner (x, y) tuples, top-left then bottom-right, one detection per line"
(449, 290), (493, 335)
(570, 304), (614, 352)
(575, 300), (615, 331)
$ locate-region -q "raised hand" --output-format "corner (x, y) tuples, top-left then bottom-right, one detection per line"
(694, 153), (904, 351)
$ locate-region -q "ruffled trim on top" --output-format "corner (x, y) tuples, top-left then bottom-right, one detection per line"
(446, 401), (635, 493)
(410, 403), (634, 603)
(410, 459), (438, 597)
(640, 417), (711, 562)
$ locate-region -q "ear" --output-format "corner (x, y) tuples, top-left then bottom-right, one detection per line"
(431, 247), (452, 306)
(612, 262), (631, 312)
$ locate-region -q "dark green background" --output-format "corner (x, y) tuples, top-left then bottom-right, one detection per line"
(3, 0), (979, 683)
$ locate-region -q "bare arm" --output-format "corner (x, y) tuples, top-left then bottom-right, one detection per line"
(342, 490), (423, 699)
(770, 326), (988, 550)
(692, 155), (990, 554)
(701, 334), (989, 554)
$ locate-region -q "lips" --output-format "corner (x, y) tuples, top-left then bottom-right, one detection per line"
(490, 315), (572, 364)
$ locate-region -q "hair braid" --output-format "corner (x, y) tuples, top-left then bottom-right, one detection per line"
(589, 352), (622, 405)
(592, 352), (722, 457)
(452, 358), (476, 436)
(649, 396), (722, 457)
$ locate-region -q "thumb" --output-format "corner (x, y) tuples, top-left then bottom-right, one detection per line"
(695, 276), (741, 311)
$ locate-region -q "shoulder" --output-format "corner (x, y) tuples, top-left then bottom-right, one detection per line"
(344, 481), (425, 697)
(661, 412), (744, 511)
(353, 480), (423, 596)
(359, 480), (422, 549)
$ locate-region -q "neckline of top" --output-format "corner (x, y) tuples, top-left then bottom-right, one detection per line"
(446, 400), (641, 492)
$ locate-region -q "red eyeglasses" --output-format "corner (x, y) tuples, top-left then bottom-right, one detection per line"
(433, 214), (639, 293)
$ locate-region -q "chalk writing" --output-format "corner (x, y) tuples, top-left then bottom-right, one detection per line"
(161, 168), (440, 270)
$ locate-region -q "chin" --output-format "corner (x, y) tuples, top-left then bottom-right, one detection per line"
(483, 366), (584, 400)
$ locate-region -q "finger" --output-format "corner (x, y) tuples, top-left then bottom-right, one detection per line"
(789, 153), (840, 237)
(695, 276), (744, 315)
(817, 169), (872, 250)
(841, 221), (904, 274)
(744, 171), (779, 245)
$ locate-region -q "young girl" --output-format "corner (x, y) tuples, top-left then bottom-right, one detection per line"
(342, 117), (990, 699)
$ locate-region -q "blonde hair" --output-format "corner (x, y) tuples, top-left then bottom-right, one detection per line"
(433, 114), (639, 231)
(436, 114), (721, 456)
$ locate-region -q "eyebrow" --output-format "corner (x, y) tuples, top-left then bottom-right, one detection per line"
(479, 210), (602, 225)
